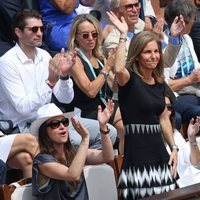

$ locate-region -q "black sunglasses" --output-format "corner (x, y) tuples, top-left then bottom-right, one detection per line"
(122, 2), (140, 10)
(25, 26), (45, 33)
(166, 103), (173, 111)
(46, 118), (69, 129)
(77, 32), (98, 39)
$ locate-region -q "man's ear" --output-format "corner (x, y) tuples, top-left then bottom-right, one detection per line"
(14, 27), (23, 39)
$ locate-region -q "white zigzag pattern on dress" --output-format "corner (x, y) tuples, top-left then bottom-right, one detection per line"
(119, 164), (173, 188)
(125, 124), (161, 135)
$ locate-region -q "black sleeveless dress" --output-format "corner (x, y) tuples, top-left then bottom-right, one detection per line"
(118, 73), (179, 200)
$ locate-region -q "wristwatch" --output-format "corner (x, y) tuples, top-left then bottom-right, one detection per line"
(60, 75), (70, 80)
(170, 144), (179, 151)
(100, 70), (109, 79)
(100, 125), (110, 135)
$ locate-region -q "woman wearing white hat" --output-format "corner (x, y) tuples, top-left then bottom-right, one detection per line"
(31, 100), (115, 199)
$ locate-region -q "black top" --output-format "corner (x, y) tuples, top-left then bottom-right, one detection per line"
(64, 55), (113, 119)
(118, 72), (165, 125)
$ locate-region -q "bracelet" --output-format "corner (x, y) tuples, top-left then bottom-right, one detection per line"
(100, 70), (109, 79)
(100, 125), (110, 135)
(60, 75), (70, 80)
(119, 37), (127, 43)
(170, 144), (179, 151)
(188, 139), (198, 146)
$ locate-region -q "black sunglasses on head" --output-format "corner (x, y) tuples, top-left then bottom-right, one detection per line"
(46, 117), (69, 129)
(24, 25), (45, 33)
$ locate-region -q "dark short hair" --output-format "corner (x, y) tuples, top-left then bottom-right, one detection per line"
(12, 9), (42, 40)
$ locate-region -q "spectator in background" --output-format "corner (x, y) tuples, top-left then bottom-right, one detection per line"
(32, 101), (114, 199)
(0, 0), (22, 56)
(93, 0), (155, 31)
(190, 0), (200, 62)
(103, 0), (184, 64)
(165, 87), (200, 188)
(38, 0), (95, 52)
(163, 0), (200, 138)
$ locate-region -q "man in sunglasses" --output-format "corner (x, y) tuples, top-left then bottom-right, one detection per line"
(0, 9), (75, 134)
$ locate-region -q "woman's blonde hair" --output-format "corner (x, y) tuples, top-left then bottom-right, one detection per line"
(126, 31), (164, 83)
(68, 14), (104, 60)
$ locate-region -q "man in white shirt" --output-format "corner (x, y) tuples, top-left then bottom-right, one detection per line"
(0, 9), (117, 148)
(0, 9), (74, 133)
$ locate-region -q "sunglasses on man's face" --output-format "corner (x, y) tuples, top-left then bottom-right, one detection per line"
(77, 32), (98, 39)
(24, 25), (45, 33)
(46, 118), (69, 129)
(122, 2), (141, 11)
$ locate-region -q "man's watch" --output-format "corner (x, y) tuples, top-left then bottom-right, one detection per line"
(170, 144), (179, 151)
(100, 70), (109, 79)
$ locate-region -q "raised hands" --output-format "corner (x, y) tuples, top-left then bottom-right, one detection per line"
(71, 116), (90, 140)
(48, 48), (77, 85)
(152, 18), (165, 39)
(153, 15), (185, 39)
(97, 99), (114, 127)
(170, 15), (185, 37)
(187, 117), (200, 140)
(107, 11), (128, 37)
(104, 48), (116, 71)
(60, 48), (77, 76)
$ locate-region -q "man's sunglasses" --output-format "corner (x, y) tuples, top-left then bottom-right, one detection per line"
(122, 2), (141, 10)
(24, 26), (45, 33)
(77, 32), (98, 39)
(46, 118), (69, 129)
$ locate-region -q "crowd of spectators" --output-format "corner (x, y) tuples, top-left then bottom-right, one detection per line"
(0, 0), (200, 199)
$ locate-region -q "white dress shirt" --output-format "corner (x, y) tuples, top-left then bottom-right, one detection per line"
(0, 43), (74, 127)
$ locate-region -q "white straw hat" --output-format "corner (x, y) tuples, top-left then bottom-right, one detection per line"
(30, 103), (74, 137)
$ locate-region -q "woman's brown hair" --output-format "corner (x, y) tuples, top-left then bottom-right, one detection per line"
(126, 31), (165, 83)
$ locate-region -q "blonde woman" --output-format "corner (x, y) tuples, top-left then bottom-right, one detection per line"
(67, 14), (125, 154)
